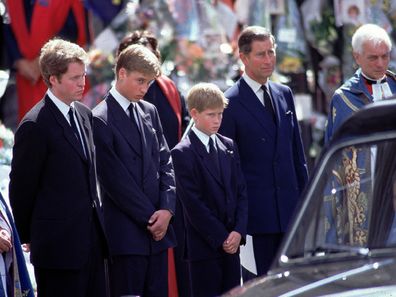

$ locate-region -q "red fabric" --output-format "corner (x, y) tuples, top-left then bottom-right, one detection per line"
(157, 74), (181, 296)
(156, 75), (182, 140)
(168, 248), (179, 297)
(364, 80), (373, 94)
(7, 0), (87, 120)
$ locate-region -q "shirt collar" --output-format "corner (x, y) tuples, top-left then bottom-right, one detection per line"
(110, 87), (135, 112)
(360, 71), (387, 84)
(191, 126), (216, 151)
(242, 72), (269, 93)
(47, 89), (71, 120)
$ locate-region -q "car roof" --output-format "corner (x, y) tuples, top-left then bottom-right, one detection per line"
(331, 98), (396, 143)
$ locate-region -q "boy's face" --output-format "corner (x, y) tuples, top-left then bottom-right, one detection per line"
(116, 68), (154, 102)
(191, 106), (224, 136)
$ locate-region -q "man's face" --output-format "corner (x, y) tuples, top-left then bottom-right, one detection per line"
(191, 107), (224, 136)
(240, 39), (276, 85)
(50, 62), (86, 105)
(116, 69), (154, 102)
(354, 41), (390, 80)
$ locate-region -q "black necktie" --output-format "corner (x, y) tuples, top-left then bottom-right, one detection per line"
(261, 85), (275, 121)
(68, 107), (86, 156)
(128, 103), (141, 133)
(128, 103), (142, 150)
(209, 137), (220, 174)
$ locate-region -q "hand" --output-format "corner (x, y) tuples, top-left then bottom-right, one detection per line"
(0, 229), (12, 253)
(15, 58), (41, 84)
(147, 210), (173, 241)
(223, 231), (241, 254)
(22, 243), (30, 253)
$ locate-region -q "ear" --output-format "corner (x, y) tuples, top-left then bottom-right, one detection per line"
(239, 52), (247, 65)
(49, 75), (58, 86)
(118, 68), (127, 80)
(190, 108), (199, 120)
(352, 51), (360, 65)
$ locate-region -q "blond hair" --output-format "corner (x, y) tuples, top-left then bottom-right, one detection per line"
(187, 83), (228, 112)
(115, 44), (161, 79)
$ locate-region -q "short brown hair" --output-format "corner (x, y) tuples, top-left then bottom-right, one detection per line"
(115, 44), (161, 79)
(117, 30), (161, 60)
(39, 38), (88, 87)
(238, 26), (276, 55)
(187, 83), (228, 113)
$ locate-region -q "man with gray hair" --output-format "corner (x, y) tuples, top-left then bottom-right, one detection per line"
(323, 24), (396, 249)
(325, 23), (396, 141)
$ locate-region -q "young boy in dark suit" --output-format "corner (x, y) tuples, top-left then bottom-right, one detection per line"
(171, 83), (248, 297)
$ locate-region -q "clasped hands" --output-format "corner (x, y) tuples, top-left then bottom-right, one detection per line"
(223, 231), (241, 254)
(147, 210), (173, 241)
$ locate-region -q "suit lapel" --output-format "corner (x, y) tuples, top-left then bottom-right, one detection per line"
(268, 81), (292, 130)
(216, 136), (231, 187)
(136, 104), (150, 151)
(74, 108), (92, 162)
(189, 131), (223, 186)
(46, 97), (87, 162)
(238, 79), (277, 134)
(107, 96), (142, 157)
(136, 104), (153, 176)
(268, 81), (284, 124)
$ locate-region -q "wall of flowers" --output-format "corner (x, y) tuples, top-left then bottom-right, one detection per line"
(82, 0), (396, 165)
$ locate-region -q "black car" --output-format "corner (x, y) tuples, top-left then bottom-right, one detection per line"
(225, 99), (396, 297)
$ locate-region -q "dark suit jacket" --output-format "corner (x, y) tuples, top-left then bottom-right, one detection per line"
(92, 94), (176, 256)
(219, 78), (308, 234)
(9, 95), (105, 269)
(171, 131), (248, 261)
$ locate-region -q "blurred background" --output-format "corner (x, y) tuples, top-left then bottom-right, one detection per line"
(1, 0), (396, 173)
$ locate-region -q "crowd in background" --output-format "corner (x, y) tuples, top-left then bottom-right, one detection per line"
(0, 1), (395, 297)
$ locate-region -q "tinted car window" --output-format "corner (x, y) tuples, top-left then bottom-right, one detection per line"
(281, 138), (396, 263)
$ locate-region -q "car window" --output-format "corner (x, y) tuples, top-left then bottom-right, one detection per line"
(282, 138), (396, 262)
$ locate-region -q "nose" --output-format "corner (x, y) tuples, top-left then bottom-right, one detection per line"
(263, 55), (271, 63)
(79, 76), (86, 87)
(141, 83), (150, 94)
(262, 53), (274, 64)
(377, 56), (389, 69)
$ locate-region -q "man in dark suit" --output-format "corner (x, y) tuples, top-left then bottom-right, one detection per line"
(171, 83), (248, 297)
(219, 26), (308, 278)
(9, 39), (108, 297)
(116, 29), (191, 296)
(116, 30), (190, 149)
(92, 44), (176, 297)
